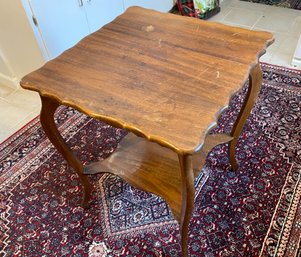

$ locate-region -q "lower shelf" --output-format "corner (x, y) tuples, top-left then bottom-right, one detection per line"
(84, 133), (232, 222)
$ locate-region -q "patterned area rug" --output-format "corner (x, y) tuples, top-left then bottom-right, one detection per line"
(240, 0), (301, 9)
(1, 63), (301, 256)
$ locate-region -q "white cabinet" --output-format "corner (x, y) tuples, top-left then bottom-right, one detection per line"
(27, 0), (125, 59)
(23, 0), (174, 60)
(85, 0), (124, 33)
(124, 0), (173, 12)
(29, 0), (90, 59)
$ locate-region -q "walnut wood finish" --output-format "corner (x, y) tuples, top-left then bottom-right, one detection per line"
(229, 63), (263, 170)
(178, 153), (195, 257)
(84, 133), (232, 222)
(21, 7), (273, 155)
(21, 7), (274, 257)
(85, 133), (232, 256)
(40, 96), (92, 208)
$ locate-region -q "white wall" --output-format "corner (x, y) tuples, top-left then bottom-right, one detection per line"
(0, 49), (19, 88)
(0, 0), (45, 88)
(0, 54), (12, 77)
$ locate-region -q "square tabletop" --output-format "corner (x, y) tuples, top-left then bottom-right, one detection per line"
(21, 7), (273, 154)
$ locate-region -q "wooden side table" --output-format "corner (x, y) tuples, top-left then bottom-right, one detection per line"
(21, 7), (273, 256)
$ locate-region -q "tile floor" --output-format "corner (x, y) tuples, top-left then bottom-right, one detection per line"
(0, 0), (300, 143)
(211, 0), (301, 66)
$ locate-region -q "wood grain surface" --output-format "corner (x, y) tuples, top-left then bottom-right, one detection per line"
(84, 132), (232, 222)
(21, 7), (274, 155)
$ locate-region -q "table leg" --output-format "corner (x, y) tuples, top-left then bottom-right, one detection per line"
(178, 154), (195, 257)
(40, 95), (92, 208)
(229, 64), (263, 170)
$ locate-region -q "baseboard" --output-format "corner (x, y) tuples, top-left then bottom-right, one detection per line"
(291, 57), (301, 68)
(0, 73), (20, 89)
(292, 35), (301, 68)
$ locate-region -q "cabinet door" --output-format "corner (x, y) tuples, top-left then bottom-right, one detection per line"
(123, 0), (173, 12)
(84, 0), (124, 33)
(29, 0), (90, 59)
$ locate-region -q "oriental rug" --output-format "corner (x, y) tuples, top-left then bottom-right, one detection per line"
(240, 0), (301, 10)
(1, 63), (301, 257)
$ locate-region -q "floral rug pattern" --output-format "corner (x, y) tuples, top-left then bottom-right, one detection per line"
(1, 63), (301, 256)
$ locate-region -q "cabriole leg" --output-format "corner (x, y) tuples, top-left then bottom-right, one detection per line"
(229, 64), (263, 170)
(178, 154), (195, 257)
(40, 95), (92, 208)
